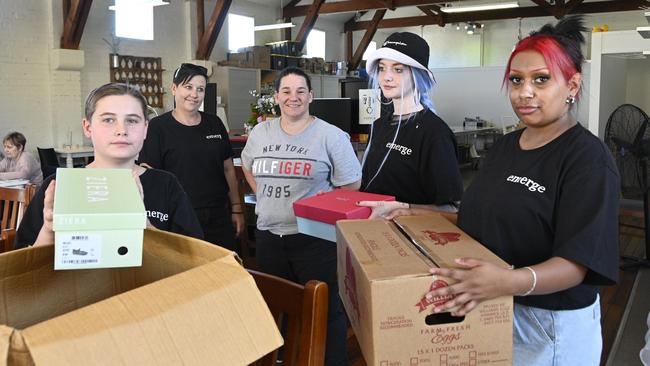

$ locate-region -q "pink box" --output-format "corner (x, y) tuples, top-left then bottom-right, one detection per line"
(293, 190), (395, 241)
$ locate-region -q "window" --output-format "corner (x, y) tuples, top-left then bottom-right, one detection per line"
(111, 0), (168, 40)
(305, 29), (325, 59)
(362, 41), (377, 60)
(228, 14), (254, 52)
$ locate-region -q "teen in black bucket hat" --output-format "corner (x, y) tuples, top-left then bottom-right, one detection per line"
(357, 31), (463, 219)
(365, 32), (435, 83)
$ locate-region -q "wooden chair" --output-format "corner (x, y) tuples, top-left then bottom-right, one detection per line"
(619, 198), (650, 267)
(0, 184), (37, 253)
(248, 270), (328, 366)
(236, 164), (258, 269)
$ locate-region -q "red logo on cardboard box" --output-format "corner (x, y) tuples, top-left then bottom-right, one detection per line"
(415, 280), (455, 313)
(423, 230), (461, 246)
(344, 248), (361, 323)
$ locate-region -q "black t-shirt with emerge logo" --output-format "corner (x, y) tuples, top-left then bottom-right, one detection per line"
(361, 109), (463, 205)
(139, 111), (233, 209)
(458, 124), (620, 311)
(15, 169), (204, 249)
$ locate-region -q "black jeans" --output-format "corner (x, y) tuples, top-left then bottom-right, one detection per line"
(194, 205), (237, 252)
(255, 230), (348, 366)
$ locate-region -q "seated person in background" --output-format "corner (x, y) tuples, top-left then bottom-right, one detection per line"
(15, 82), (203, 249)
(0, 132), (43, 185)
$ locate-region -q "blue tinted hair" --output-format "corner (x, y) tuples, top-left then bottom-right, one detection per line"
(367, 63), (435, 113)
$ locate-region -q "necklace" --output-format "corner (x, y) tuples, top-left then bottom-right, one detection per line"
(172, 110), (201, 126)
(280, 115), (314, 135)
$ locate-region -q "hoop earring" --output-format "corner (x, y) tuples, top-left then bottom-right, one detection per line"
(565, 96), (576, 105)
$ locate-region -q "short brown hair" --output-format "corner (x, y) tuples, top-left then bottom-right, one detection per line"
(3, 132), (26, 151)
(84, 83), (149, 120)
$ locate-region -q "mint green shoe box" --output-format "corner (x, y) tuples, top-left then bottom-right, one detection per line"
(53, 168), (147, 270)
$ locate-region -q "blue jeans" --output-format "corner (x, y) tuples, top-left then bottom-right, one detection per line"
(514, 295), (602, 366)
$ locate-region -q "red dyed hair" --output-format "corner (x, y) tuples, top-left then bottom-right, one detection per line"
(503, 35), (578, 88)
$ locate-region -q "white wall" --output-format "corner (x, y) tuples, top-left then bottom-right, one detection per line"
(429, 65), (590, 130)
(599, 56), (629, 132)
(0, 0), (347, 153)
(0, 2), (647, 156)
(626, 58), (650, 111)
(0, 0), (54, 153)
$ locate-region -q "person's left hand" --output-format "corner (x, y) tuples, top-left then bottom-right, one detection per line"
(426, 257), (514, 316)
(357, 200), (409, 219)
(231, 212), (245, 238)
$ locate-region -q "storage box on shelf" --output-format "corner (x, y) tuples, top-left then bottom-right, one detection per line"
(266, 40), (301, 57)
(225, 46), (271, 70)
(109, 54), (165, 108)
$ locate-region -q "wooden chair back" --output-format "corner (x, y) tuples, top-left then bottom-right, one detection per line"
(236, 164), (257, 269)
(1, 184), (37, 252)
(249, 270), (328, 366)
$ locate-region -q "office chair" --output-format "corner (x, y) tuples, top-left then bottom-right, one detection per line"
(37, 147), (60, 178)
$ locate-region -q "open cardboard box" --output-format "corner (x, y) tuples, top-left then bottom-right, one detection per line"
(0, 229), (283, 365)
(337, 214), (513, 366)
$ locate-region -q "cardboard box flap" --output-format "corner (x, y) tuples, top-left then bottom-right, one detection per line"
(336, 220), (432, 280)
(21, 263), (281, 365)
(293, 190), (394, 224)
(1, 230), (283, 365)
(394, 214), (511, 269)
(53, 168), (146, 231)
(0, 326), (11, 365)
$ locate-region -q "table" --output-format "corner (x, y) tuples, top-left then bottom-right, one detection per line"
(451, 126), (500, 136)
(54, 146), (94, 168)
(0, 179), (29, 188)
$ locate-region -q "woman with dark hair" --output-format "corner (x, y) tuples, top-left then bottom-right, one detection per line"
(388, 16), (619, 366)
(16, 82), (202, 249)
(139, 63), (243, 250)
(1, 132), (43, 185)
(358, 32), (463, 218)
(241, 67), (361, 366)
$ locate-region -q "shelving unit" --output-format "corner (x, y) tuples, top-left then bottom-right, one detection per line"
(260, 68), (344, 98)
(109, 54), (165, 108)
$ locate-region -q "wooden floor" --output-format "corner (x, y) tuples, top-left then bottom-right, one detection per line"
(347, 218), (647, 366)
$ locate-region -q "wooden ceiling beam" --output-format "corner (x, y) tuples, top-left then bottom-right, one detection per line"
(560, 0), (585, 17)
(282, 0), (302, 40)
(196, 0), (232, 60)
(197, 0), (205, 41)
(345, 0), (650, 31)
(284, 0), (446, 18)
(529, 0), (556, 17)
(349, 9), (387, 71)
(417, 5), (445, 27)
(60, 0), (93, 49)
(294, 0), (326, 52)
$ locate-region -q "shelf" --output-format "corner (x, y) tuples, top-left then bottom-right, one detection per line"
(109, 54), (165, 108)
(638, 26), (650, 39)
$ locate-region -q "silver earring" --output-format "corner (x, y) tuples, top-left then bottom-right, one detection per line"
(565, 96), (576, 104)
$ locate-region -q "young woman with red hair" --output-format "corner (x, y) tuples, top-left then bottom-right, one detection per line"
(385, 15), (619, 365)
